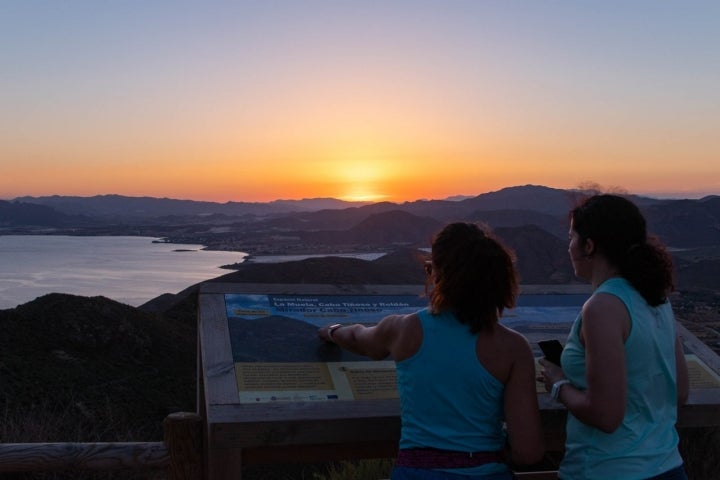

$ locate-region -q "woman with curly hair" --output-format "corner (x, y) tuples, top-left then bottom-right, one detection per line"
(539, 194), (689, 480)
(319, 222), (544, 479)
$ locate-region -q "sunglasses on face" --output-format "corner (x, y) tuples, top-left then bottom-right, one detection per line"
(424, 261), (432, 275)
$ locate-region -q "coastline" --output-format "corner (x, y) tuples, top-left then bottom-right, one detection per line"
(0, 235), (247, 310)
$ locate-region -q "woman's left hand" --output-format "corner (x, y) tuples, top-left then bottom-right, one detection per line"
(538, 358), (566, 393)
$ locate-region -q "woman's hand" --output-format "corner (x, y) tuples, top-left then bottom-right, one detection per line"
(317, 323), (339, 343)
(538, 357), (566, 393)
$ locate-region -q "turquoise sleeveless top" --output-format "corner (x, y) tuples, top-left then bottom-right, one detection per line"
(560, 277), (683, 480)
(396, 308), (508, 475)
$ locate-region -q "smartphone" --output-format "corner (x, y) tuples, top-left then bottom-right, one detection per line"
(538, 339), (564, 366)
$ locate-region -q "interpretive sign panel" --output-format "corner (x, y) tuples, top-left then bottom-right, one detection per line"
(197, 283), (720, 480)
(686, 354), (720, 388)
(217, 287), (720, 402)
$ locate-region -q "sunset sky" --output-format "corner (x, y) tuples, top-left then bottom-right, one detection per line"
(2, 1), (719, 203)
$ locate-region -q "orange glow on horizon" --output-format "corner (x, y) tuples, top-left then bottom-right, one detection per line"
(3, 136), (719, 203)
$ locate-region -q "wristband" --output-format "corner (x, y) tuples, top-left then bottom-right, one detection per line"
(327, 323), (344, 342)
(551, 379), (571, 401)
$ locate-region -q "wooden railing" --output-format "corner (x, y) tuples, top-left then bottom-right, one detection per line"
(0, 410), (559, 479)
(2, 412), (718, 479)
(0, 411), (202, 478)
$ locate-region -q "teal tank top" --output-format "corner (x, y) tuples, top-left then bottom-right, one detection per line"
(396, 308), (508, 475)
(560, 277), (683, 480)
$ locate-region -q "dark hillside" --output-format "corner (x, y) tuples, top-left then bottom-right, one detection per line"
(335, 210), (441, 245)
(456, 185), (578, 215)
(210, 248), (429, 285)
(0, 200), (88, 227)
(644, 197), (720, 247)
(390, 185), (577, 220)
(466, 208), (567, 239)
(13, 194), (296, 218)
(495, 225), (575, 284)
(288, 210), (442, 247)
(256, 203), (400, 231)
(0, 293), (196, 439)
(675, 257), (720, 291)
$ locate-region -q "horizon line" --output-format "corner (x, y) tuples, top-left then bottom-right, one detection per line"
(3, 184), (718, 204)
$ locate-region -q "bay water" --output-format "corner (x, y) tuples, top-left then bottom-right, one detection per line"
(0, 235), (248, 309)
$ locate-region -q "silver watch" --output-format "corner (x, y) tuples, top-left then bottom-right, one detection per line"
(551, 379), (571, 400)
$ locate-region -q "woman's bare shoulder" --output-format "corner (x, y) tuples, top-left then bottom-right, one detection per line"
(582, 291), (630, 339)
(583, 290), (628, 313)
(493, 323), (533, 355)
(477, 323), (533, 383)
(379, 311), (421, 329)
(385, 311), (423, 361)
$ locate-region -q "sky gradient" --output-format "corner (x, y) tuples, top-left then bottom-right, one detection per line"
(2, 1), (719, 203)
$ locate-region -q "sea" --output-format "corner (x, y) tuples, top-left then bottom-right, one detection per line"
(0, 235), (248, 309)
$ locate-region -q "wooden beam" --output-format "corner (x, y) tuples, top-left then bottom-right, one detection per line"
(0, 442), (167, 472)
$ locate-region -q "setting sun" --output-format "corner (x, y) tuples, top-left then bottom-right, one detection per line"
(1, 2), (718, 203)
(330, 155), (391, 202)
(340, 191), (387, 203)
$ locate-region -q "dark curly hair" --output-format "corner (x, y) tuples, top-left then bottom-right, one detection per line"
(570, 194), (675, 306)
(427, 222), (518, 333)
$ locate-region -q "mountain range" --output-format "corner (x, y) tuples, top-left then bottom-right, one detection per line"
(3, 184), (719, 295)
(4, 184), (719, 293)
(3, 185), (719, 248)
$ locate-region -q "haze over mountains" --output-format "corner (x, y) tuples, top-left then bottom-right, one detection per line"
(3, 184), (718, 250)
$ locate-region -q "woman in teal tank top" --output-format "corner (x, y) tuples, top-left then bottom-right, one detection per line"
(538, 194), (690, 480)
(318, 222), (545, 479)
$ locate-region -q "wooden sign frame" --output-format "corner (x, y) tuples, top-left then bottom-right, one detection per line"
(197, 283), (720, 480)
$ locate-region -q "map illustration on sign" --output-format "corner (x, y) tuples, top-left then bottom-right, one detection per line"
(225, 293), (427, 403)
(223, 292), (720, 403)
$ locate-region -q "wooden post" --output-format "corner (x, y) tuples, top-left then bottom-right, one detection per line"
(164, 412), (203, 480)
(208, 447), (244, 480)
